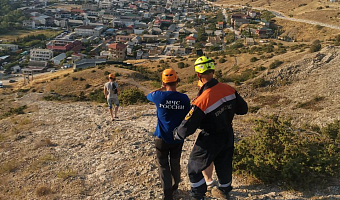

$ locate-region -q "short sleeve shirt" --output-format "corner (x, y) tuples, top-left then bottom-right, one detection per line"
(104, 81), (118, 99)
(147, 91), (190, 144)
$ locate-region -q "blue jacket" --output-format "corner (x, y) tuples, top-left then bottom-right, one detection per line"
(147, 91), (190, 144)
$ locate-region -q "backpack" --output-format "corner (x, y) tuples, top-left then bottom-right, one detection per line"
(110, 82), (118, 94)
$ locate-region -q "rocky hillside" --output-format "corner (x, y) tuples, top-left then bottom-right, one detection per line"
(244, 46), (340, 127)
(1, 46), (340, 199)
(0, 90), (339, 200)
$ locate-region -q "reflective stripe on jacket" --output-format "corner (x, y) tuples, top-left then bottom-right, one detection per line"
(174, 78), (248, 140)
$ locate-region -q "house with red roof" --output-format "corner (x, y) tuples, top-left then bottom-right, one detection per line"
(217, 22), (224, 30)
(108, 43), (127, 60)
(186, 36), (196, 46)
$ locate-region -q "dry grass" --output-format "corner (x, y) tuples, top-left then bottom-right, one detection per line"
(34, 138), (57, 149)
(294, 96), (325, 111)
(0, 160), (19, 174)
(35, 186), (52, 197)
(29, 154), (56, 172)
(275, 18), (340, 42)
(218, 0), (340, 25)
(57, 169), (77, 180)
(0, 29), (61, 42)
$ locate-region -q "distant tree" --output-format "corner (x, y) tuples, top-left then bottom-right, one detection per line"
(197, 26), (207, 42)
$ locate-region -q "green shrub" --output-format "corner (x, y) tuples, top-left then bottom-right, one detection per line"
(219, 58), (226, 63)
(73, 68), (82, 72)
(234, 116), (340, 189)
(72, 77), (78, 81)
(97, 65), (105, 70)
(91, 70), (96, 73)
(64, 73), (70, 77)
(252, 77), (267, 89)
(230, 43), (244, 49)
(310, 42), (321, 53)
(269, 60), (283, 69)
(223, 68), (256, 83)
(119, 88), (147, 106)
(88, 89), (106, 103)
(294, 96), (325, 110)
(250, 57), (259, 62)
(321, 120), (340, 141)
(255, 66), (266, 71)
(85, 84), (91, 89)
(2, 105), (27, 118)
(79, 77), (85, 81)
(187, 74), (197, 83)
(104, 71), (110, 76)
(315, 25), (323, 30)
(43, 94), (62, 101)
(178, 62), (185, 69)
(159, 60), (165, 63)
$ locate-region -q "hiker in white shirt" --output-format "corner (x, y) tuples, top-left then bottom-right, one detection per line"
(104, 74), (120, 121)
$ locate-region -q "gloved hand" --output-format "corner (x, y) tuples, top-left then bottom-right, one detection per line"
(173, 128), (183, 141)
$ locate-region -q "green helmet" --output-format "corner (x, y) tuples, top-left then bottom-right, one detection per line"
(194, 56), (215, 74)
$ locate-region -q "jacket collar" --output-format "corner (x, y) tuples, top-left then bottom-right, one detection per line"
(197, 78), (219, 96)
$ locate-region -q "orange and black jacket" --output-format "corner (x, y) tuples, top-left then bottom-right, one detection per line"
(173, 78), (248, 140)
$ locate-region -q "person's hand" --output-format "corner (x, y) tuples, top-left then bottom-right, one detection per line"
(173, 128), (183, 141)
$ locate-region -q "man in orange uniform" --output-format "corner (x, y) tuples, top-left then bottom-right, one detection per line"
(173, 56), (248, 200)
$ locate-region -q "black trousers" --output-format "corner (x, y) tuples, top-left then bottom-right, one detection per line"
(188, 132), (234, 198)
(155, 137), (184, 200)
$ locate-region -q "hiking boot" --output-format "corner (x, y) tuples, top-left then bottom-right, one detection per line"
(206, 179), (218, 189)
(211, 187), (231, 200)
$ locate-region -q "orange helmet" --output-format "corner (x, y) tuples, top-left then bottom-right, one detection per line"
(108, 73), (115, 79)
(162, 69), (178, 83)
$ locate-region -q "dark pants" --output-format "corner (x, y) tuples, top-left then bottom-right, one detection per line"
(188, 132), (234, 198)
(155, 137), (184, 200)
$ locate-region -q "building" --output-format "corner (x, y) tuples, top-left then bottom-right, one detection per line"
(108, 43), (127, 60)
(231, 14), (251, 28)
(0, 44), (19, 52)
(244, 37), (255, 46)
(74, 25), (97, 37)
(33, 15), (54, 26)
(22, 20), (36, 29)
(99, 0), (113, 9)
(217, 22), (224, 29)
(82, 4), (98, 11)
(11, 65), (21, 73)
(207, 36), (222, 45)
(94, 26), (105, 36)
(186, 36), (196, 46)
(52, 53), (66, 65)
(30, 49), (53, 62)
(247, 11), (257, 18)
(115, 35), (135, 43)
(46, 39), (82, 53)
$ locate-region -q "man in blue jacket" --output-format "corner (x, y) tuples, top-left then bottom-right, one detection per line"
(147, 68), (191, 200)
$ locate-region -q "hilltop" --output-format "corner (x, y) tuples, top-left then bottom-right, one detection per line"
(0, 45), (340, 199)
(217, 0), (340, 27)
